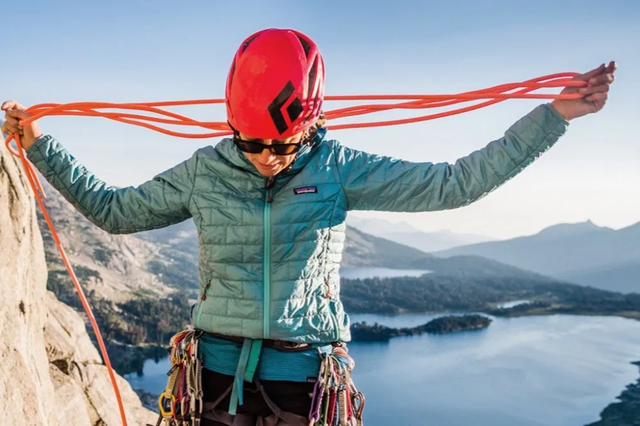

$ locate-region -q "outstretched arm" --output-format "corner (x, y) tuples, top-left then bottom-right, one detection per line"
(2, 100), (197, 234)
(24, 135), (198, 234)
(335, 62), (616, 212)
(336, 103), (567, 212)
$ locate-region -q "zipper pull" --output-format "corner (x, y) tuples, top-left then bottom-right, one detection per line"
(266, 177), (276, 189)
(201, 279), (212, 300)
(266, 177), (276, 203)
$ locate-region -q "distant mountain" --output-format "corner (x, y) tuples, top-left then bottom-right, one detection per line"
(346, 216), (495, 252)
(342, 226), (433, 268)
(342, 226), (567, 286)
(134, 219), (199, 293)
(534, 220), (607, 238)
(136, 219), (198, 257)
(436, 220), (640, 294)
(563, 260), (640, 294)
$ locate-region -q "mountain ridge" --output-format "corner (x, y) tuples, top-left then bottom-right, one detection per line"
(346, 216), (496, 252)
(435, 220), (640, 293)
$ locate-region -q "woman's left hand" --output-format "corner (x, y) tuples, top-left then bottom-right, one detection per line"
(551, 61), (616, 121)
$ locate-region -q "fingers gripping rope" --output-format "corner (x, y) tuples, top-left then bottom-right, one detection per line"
(4, 72), (587, 426)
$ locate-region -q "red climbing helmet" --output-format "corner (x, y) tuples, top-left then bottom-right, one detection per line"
(225, 28), (325, 139)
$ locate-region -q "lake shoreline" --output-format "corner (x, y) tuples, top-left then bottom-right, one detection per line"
(345, 300), (640, 323)
(482, 301), (640, 322)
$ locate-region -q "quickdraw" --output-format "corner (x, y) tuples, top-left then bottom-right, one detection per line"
(155, 327), (204, 426)
(309, 345), (365, 426)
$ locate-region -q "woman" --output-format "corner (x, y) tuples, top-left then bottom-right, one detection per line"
(2, 28), (615, 426)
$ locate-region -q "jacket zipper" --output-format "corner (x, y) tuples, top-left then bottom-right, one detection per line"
(263, 178), (275, 339)
(200, 279), (212, 300)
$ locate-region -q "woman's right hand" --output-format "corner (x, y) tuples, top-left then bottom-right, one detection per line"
(1, 100), (42, 150)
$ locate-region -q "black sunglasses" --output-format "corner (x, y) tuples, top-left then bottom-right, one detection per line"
(233, 136), (302, 156)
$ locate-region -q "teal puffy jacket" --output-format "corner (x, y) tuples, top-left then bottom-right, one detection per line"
(26, 104), (568, 343)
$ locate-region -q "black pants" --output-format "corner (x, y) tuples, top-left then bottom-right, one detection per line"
(200, 368), (315, 425)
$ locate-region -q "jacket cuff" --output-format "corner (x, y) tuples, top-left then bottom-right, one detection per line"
(535, 103), (570, 135)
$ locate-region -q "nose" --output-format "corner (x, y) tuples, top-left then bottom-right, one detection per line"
(259, 143), (276, 163)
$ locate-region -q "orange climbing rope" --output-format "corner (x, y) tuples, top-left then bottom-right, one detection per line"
(4, 71), (587, 426)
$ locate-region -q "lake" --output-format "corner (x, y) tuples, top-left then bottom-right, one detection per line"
(125, 313), (640, 426)
(124, 268), (640, 426)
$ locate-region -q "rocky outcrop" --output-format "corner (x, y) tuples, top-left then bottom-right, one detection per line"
(46, 291), (157, 425)
(0, 133), (157, 425)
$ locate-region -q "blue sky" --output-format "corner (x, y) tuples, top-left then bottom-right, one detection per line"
(2, 0), (639, 239)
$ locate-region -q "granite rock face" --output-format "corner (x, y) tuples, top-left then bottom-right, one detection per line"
(0, 133), (157, 425)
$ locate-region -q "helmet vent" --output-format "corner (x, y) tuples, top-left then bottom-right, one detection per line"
(297, 34), (312, 57)
(307, 56), (318, 97)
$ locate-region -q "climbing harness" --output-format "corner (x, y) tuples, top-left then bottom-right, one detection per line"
(152, 327), (363, 426)
(4, 71), (588, 426)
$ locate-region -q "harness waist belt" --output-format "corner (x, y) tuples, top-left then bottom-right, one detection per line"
(204, 331), (316, 352)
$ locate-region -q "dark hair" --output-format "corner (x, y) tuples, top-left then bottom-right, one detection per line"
(315, 110), (327, 128)
(304, 110), (326, 144)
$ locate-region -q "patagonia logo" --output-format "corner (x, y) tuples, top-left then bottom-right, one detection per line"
(294, 186), (318, 195)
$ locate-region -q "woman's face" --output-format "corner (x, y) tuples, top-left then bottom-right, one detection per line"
(239, 131), (305, 177)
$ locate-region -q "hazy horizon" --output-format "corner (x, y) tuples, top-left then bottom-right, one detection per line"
(346, 214), (638, 242)
(3, 0), (638, 239)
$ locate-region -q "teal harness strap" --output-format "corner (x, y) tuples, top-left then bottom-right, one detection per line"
(245, 339), (263, 382)
(228, 338), (263, 415)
